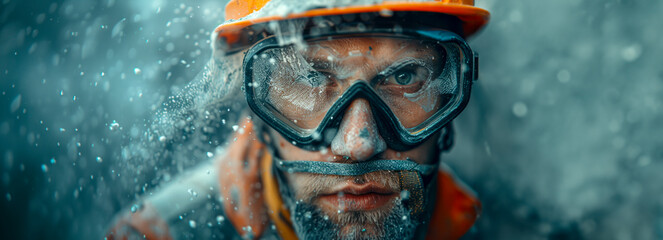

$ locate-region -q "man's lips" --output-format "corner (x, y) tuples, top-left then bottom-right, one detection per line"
(317, 184), (398, 211)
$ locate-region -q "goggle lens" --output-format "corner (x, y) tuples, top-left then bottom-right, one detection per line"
(248, 35), (464, 135)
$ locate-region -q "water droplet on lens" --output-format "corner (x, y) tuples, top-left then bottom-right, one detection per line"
(311, 131), (321, 140)
(512, 102), (528, 117)
(189, 220), (196, 228)
(400, 190), (410, 200)
(109, 121), (120, 131)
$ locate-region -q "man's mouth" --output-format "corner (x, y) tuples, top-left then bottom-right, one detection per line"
(317, 184), (398, 212)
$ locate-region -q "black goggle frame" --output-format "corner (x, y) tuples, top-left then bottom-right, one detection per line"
(239, 13), (479, 151)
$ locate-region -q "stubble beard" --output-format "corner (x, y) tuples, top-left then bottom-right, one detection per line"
(286, 172), (419, 240)
(291, 200), (417, 240)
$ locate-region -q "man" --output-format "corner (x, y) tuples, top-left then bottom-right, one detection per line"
(107, 0), (490, 239)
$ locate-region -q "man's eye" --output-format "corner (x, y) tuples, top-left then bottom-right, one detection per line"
(395, 70), (414, 85)
(386, 69), (419, 86)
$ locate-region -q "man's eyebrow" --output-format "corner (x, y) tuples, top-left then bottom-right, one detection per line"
(304, 56), (333, 70)
(302, 41), (439, 74)
(303, 45), (338, 70)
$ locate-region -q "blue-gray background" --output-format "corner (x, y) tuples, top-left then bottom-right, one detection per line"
(1, 0), (662, 239)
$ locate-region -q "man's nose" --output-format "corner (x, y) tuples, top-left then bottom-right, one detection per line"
(330, 98), (387, 161)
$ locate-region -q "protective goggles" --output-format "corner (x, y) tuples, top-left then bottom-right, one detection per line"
(240, 14), (478, 151)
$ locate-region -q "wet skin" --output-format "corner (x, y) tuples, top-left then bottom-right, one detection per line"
(265, 37), (441, 237)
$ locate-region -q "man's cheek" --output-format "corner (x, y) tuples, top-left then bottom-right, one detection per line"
(286, 174), (316, 201)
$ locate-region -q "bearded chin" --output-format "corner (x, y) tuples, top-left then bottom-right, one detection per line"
(289, 200), (419, 240)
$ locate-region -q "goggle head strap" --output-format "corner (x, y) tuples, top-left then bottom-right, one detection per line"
(275, 159), (436, 176)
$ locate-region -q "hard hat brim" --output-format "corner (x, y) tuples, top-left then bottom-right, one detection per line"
(215, 2), (490, 45)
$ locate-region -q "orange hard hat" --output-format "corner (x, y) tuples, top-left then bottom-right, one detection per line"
(215, 0), (489, 51)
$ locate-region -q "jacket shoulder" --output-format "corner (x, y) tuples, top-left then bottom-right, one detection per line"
(426, 163), (481, 240)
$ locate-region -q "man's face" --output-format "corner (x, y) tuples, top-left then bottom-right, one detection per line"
(266, 37), (441, 239)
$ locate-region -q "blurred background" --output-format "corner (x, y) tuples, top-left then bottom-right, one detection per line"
(1, 0), (661, 239)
